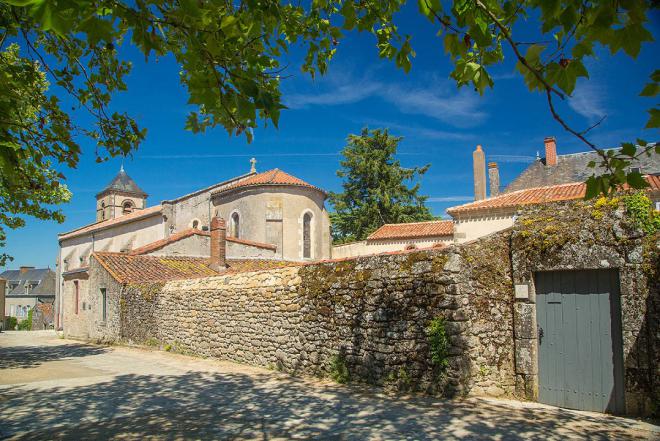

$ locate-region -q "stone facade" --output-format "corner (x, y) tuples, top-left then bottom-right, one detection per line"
(509, 198), (659, 415)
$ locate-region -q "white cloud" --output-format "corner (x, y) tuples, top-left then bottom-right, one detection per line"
(285, 71), (487, 128)
(569, 81), (607, 123)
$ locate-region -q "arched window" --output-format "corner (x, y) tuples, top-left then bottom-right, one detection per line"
(230, 212), (240, 238)
(303, 212), (312, 259)
(101, 202), (106, 220)
(192, 219), (199, 229)
(122, 200), (134, 215)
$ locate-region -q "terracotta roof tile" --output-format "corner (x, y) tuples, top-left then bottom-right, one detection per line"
(129, 229), (277, 255)
(93, 252), (218, 284)
(367, 220), (454, 241)
(93, 252), (295, 284)
(213, 169), (326, 196)
(447, 175), (660, 216)
(59, 205), (163, 241)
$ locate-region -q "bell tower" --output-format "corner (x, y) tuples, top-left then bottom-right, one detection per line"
(95, 165), (148, 221)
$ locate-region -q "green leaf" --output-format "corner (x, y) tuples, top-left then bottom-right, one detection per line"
(645, 108), (660, 129)
(640, 82), (659, 97)
(620, 142), (636, 157)
(626, 171), (649, 189)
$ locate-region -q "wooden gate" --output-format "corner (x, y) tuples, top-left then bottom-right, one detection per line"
(535, 269), (625, 413)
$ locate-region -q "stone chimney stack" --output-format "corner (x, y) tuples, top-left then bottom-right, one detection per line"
(473, 145), (487, 201)
(488, 162), (500, 197)
(209, 217), (227, 272)
(19, 266), (34, 274)
(544, 137), (557, 166)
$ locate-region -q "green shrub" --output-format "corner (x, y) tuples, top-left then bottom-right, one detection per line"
(5, 316), (17, 330)
(624, 191), (660, 235)
(17, 309), (33, 331)
(427, 316), (450, 371)
(329, 353), (350, 384)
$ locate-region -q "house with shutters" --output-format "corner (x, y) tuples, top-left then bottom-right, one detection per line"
(1, 266), (55, 323)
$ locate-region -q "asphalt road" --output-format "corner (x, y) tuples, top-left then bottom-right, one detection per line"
(1, 331), (657, 440)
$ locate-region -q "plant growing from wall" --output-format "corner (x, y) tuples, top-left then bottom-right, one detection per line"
(623, 191), (660, 235)
(329, 353), (350, 384)
(427, 316), (450, 373)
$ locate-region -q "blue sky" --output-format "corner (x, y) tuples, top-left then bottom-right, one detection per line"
(3, 5), (659, 270)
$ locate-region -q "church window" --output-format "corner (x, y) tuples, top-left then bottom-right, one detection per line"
(192, 220), (199, 229)
(122, 200), (134, 215)
(303, 212), (312, 259)
(230, 212), (240, 238)
(101, 202), (106, 220)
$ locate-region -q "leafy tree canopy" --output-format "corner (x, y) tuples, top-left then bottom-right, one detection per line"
(329, 128), (434, 243)
(0, 0), (658, 264)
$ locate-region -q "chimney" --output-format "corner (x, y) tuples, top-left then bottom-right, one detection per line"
(488, 162), (500, 197)
(473, 145), (487, 201)
(544, 137), (557, 166)
(19, 266), (34, 274)
(209, 217), (227, 272)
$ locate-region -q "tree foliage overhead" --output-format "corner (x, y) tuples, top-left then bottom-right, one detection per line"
(0, 0), (658, 263)
(329, 128), (434, 243)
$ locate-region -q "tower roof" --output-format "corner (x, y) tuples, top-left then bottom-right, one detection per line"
(96, 166), (147, 198)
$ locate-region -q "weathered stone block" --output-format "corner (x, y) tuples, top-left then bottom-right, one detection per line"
(513, 303), (536, 339)
(514, 338), (537, 375)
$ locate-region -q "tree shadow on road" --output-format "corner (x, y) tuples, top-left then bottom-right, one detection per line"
(0, 369), (650, 440)
(0, 344), (108, 370)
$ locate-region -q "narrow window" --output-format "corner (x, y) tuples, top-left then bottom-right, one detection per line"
(192, 219), (199, 229)
(231, 212), (240, 238)
(101, 202), (106, 220)
(100, 288), (107, 322)
(303, 212), (312, 259)
(74, 281), (79, 315)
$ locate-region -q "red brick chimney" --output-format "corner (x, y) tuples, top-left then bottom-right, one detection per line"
(209, 217), (227, 272)
(544, 137), (557, 166)
(488, 162), (500, 197)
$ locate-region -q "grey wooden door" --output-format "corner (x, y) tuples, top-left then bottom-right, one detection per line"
(535, 270), (625, 414)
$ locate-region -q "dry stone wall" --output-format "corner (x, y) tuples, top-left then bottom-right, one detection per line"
(129, 231), (516, 397)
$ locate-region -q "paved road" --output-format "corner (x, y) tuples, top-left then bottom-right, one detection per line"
(0, 331), (657, 440)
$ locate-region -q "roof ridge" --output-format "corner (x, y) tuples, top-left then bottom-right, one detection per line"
(380, 219), (451, 227)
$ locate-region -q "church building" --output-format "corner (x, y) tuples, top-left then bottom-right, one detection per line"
(56, 160), (331, 329)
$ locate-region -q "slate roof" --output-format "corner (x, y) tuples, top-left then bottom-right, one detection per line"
(0, 268), (55, 297)
(447, 175), (660, 216)
(97, 167), (147, 197)
(505, 146), (660, 193)
(93, 253), (296, 284)
(367, 220), (454, 241)
(129, 229), (277, 255)
(59, 205), (163, 241)
(213, 169), (326, 196)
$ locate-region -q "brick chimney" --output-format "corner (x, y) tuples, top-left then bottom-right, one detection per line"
(473, 145), (486, 201)
(209, 217), (227, 272)
(544, 137), (557, 166)
(488, 162), (500, 197)
(19, 266), (34, 274)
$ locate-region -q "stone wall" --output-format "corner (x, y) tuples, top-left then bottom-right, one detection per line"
(126, 231), (515, 396)
(510, 198), (659, 415)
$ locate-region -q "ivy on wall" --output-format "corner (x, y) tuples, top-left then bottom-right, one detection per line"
(624, 192), (660, 235)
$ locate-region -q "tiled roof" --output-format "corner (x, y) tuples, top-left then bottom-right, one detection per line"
(504, 146), (659, 193)
(97, 167), (147, 197)
(367, 220), (454, 241)
(0, 268), (56, 297)
(129, 229), (277, 255)
(93, 252), (295, 284)
(93, 252), (218, 284)
(59, 205), (163, 241)
(448, 175), (660, 216)
(213, 169), (326, 196)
